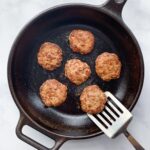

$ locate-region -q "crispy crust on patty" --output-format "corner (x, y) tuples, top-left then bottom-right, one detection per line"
(80, 85), (107, 114)
(69, 29), (95, 54)
(39, 79), (67, 107)
(65, 59), (91, 85)
(95, 52), (121, 81)
(37, 42), (63, 71)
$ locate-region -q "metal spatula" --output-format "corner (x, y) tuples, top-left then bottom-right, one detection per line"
(87, 91), (144, 150)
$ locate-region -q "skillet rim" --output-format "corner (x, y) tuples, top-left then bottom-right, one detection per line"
(7, 3), (144, 139)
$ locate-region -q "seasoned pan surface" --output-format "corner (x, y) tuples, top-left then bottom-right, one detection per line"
(8, 4), (144, 139)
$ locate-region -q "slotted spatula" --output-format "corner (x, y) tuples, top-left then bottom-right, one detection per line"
(87, 91), (145, 150)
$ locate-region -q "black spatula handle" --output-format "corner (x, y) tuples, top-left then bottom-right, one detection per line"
(124, 130), (145, 150)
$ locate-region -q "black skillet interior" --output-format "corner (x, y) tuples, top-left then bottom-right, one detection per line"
(9, 5), (143, 138)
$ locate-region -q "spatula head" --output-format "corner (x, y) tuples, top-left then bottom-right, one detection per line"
(88, 91), (133, 138)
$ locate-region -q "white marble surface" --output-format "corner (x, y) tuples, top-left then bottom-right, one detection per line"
(0, 0), (150, 149)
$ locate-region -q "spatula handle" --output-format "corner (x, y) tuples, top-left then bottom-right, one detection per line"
(124, 130), (145, 150)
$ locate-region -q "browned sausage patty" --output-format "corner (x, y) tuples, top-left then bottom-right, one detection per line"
(80, 85), (107, 114)
(39, 79), (67, 107)
(95, 52), (122, 81)
(65, 59), (91, 85)
(69, 29), (95, 54)
(37, 42), (63, 71)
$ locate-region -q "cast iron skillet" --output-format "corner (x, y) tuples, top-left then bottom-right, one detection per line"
(8, 0), (144, 150)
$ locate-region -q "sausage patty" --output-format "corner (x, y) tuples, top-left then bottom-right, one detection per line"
(80, 85), (107, 114)
(39, 79), (67, 107)
(69, 29), (95, 54)
(95, 52), (122, 81)
(65, 59), (91, 85)
(37, 42), (63, 71)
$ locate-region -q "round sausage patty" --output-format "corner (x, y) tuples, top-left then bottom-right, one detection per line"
(39, 79), (67, 107)
(80, 85), (107, 114)
(37, 42), (63, 71)
(95, 52), (121, 81)
(65, 59), (91, 85)
(69, 29), (95, 54)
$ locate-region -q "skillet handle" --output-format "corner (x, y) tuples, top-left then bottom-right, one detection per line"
(102, 0), (127, 18)
(16, 114), (67, 150)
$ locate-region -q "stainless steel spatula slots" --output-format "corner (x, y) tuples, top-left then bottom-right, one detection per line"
(88, 91), (144, 150)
